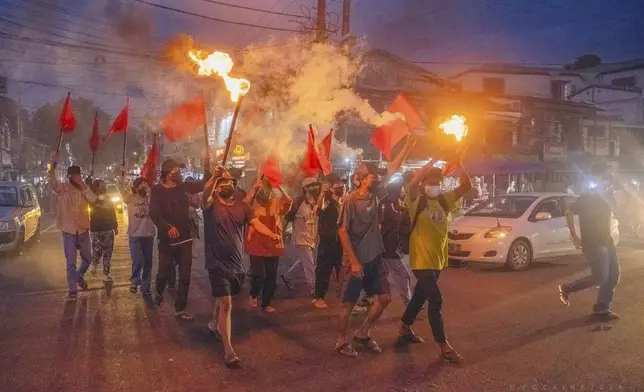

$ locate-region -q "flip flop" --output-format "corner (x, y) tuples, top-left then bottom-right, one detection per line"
(398, 331), (425, 344)
(441, 350), (463, 364)
(224, 353), (241, 368)
(335, 343), (358, 357)
(353, 335), (382, 353)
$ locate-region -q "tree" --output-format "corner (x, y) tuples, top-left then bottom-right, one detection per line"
(564, 54), (602, 71)
(30, 97), (142, 170)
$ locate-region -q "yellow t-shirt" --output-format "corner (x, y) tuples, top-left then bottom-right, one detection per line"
(407, 191), (458, 271)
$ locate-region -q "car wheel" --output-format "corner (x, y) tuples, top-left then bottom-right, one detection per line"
(505, 239), (532, 271)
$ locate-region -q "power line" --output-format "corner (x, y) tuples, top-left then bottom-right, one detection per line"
(130, 0), (301, 33)
(196, 0), (301, 18)
(244, 0), (300, 47)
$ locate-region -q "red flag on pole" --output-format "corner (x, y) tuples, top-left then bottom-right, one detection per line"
(371, 93), (422, 160)
(317, 129), (333, 176)
(105, 98), (129, 141)
(261, 154), (283, 187)
(141, 136), (159, 185)
(58, 92), (77, 132)
(89, 112), (101, 152)
(300, 125), (322, 177)
(160, 95), (206, 142)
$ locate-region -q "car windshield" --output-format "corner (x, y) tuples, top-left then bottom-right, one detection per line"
(0, 186), (19, 207)
(466, 196), (538, 218)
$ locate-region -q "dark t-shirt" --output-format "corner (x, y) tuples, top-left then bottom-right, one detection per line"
(203, 199), (254, 276)
(570, 192), (613, 248)
(318, 198), (341, 246)
(338, 191), (384, 265)
(379, 197), (404, 259)
(149, 180), (206, 246)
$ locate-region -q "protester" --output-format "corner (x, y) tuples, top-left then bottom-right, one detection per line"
(89, 179), (118, 282)
(203, 166), (281, 367)
(379, 181), (412, 306)
(559, 162), (621, 320)
(398, 159), (471, 363)
(281, 177), (323, 296)
(117, 176), (156, 296)
(149, 159), (210, 320)
(335, 162), (392, 357)
(49, 156), (97, 302)
(312, 174), (346, 309)
(245, 178), (292, 312)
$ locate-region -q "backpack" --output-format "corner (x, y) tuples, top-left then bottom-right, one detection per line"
(399, 193), (449, 255)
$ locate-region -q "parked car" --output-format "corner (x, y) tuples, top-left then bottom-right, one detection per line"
(447, 192), (620, 270)
(0, 182), (42, 253)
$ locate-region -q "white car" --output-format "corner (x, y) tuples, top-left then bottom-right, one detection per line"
(447, 193), (620, 270)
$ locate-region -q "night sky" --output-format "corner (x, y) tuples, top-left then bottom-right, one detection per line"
(1, 0), (643, 115)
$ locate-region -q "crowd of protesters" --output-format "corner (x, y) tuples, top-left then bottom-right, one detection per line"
(49, 136), (622, 368)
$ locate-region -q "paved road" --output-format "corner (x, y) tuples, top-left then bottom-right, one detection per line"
(1, 214), (643, 391)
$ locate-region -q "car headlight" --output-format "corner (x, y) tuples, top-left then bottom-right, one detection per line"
(484, 226), (512, 238)
(0, 221), (9, 230)
(0, 218), (19, 231)
(111, 196), (121, 202)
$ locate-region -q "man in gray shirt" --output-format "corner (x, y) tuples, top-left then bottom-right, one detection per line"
(335, 162), (391, 357)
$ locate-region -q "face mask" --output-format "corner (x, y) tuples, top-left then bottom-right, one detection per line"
(425, 185), (442, 198)
(333, 188), (345, 198)
(308, 187), (321, 198)
(138, 189), (148, 197)
(170, 171), (183, 183)
(218, 185), (234, 199)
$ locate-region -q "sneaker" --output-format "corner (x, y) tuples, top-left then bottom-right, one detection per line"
(67, 292), (78, 302)
(174, 311), (195, 321)
(351, 305), (368, 316)
(558, 285), (570, 307)
(593, 310), (620, 320)
(103, 274), (113, 282)
(312, 299), (328, 309)
(281, 275), (294, 290)
(262, 306), (276, 313)
(78, 278), (89, 291)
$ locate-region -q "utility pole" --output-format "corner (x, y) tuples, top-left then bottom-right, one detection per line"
(315, 0), (327, 42)
(342, 0), (352, 37)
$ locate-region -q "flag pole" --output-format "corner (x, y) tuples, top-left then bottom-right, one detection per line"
(221, 95), (245, 166)
(90, 151), (96, 177)
(202, 92), (211, 170)
(121, 131), (127, 177)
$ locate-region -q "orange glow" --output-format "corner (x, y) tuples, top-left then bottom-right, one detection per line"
(188, 50), (250, 102)
(439, 115), (469, 142)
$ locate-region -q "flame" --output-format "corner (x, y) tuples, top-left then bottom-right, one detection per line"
(188, 50), (250, 102)
(439, 115), (468, 142)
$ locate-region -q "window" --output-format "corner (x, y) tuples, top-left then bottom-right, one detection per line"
(611, 76), (636, 88)
(551, 80), (567, 100)
(483, 78), (505, 95)
(531, 197), (564, 220)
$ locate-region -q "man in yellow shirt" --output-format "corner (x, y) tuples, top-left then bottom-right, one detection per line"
(398, 162), (471, 363)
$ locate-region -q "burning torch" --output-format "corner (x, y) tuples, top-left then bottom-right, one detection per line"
(438, 115), (469, 176)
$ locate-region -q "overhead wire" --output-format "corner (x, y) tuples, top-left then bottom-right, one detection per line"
(243, 0), (300, 47)
(196, 0), (301, 18)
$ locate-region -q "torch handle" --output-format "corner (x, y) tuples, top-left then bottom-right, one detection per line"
(53, 128), (64, 169)
(222, 95), (245, 166)
(248, 174), (266, 205)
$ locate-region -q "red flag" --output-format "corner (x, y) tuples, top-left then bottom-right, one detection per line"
(58, 92), (77, 133)
(443, 162), (459, 177)
(160, 95), (206, 142)
(141, 137), (159, 185)
(105, 98), (129, 140)
(371, 93), (422, 160)
(261, 154), (283, 187)
(300, 125), (322, 177)
(317, 129), (333, 176)
(89, 112), (101, 152)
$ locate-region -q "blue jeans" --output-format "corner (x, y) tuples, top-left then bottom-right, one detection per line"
(564, 243), (620, 312)
(129, 237), (154, 293)
(62, 231), (92, 293)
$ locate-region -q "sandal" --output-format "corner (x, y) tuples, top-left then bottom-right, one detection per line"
(353, 335), (382, 353)
(441, 350), (463, 364)
(398, 331), (425, 344)
(248, 297), (258, 308)
(129, 286), (138, 294)
(224, 353), (241, 368)
(335, 343), (358, 357)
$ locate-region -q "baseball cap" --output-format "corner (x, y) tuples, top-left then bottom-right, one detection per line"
(302, 177), (319, 188)
(161, 159), (185, 173)
(67, 165), (81, 176)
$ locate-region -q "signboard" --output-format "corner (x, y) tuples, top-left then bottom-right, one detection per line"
(543, 142), (567, 162)
(214, 145), (249, 168)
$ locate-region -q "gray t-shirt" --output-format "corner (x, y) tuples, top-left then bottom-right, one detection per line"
(338, 191), (384, 264)
(126, 194), (156, 238)
(292, 201), (318, 248)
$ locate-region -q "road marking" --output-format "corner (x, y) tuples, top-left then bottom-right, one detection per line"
(43, 224), (58, 233)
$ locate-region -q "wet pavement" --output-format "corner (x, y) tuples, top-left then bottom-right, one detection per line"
(1, 213), (644, 391)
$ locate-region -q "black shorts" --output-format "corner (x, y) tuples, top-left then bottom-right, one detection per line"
(341, 256), (390, 303)
(208, 268), (245, 298)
